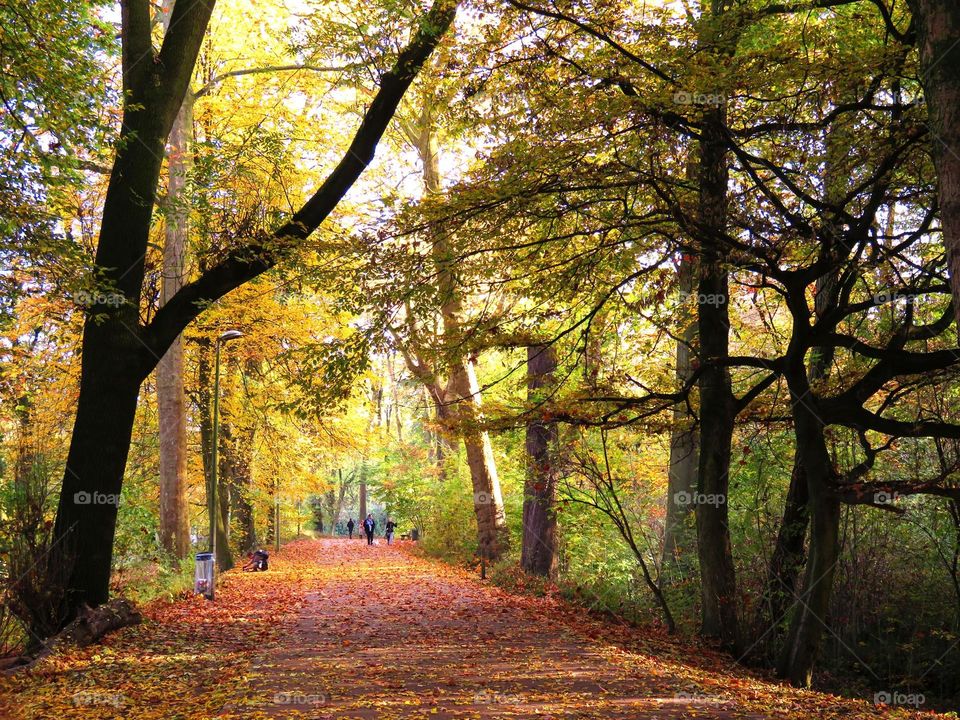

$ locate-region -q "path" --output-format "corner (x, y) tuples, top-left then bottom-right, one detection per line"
(231, 540), (919, 719)
(0, 539), (938, 719)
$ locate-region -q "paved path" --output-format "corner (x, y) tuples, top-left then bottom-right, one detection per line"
(246, 540), (762, 719)
(0, 539), (930, 719)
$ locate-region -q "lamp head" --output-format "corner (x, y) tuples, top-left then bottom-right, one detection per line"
(218, 330), (244, 343)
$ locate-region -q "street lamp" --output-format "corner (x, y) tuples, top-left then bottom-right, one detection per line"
(209, 329), (243, 599)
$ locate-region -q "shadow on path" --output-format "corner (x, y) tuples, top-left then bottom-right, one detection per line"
(249, 539), (763, 719)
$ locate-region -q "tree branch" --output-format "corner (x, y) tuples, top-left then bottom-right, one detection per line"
(193, 63), (358, 98)
(120, 0), (154, 93)
(143, 0), (458, 362)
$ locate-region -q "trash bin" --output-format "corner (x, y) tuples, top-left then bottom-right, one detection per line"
(410, 528), (420, 541)
(195, 552), (215, 599)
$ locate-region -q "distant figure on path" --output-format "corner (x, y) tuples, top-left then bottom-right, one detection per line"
(347, 518), (355, 539)
(363, 514), (376, 545)
(385, 519), (396, 545)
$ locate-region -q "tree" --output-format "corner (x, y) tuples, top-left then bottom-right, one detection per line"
(47, 0), (458, 620)
(156, 0), (192, 560)
(908, 1), (960, 327)
(660, 252), (699, 590)
(521, 343), (559, 576)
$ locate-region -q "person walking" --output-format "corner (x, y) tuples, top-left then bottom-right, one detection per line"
(347, 518), (355, 540)
(385, 519), (396, 545)
(363, 514), (376, 545)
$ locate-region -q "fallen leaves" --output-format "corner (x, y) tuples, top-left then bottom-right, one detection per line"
(0, 539), (951, 719)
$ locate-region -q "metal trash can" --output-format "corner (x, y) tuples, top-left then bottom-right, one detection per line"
(410, 528), (420, 541)
(194, 551), (215, 599)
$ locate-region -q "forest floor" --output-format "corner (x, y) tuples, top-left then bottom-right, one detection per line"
(0, 538), (949, 719)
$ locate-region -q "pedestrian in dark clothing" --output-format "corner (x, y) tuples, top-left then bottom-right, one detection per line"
(363, 514), (376, 545)
(242, 549), (269, 571)
(347, 518), (355, 539)
(385, 519), (396, 545)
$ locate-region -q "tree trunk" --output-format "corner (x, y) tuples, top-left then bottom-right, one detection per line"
(756, 105), (848, 649)
(225, 421), (257, 554)
(53, 599), (142, 650)
(756, 461), (809, 640)
(387, 353), (405, 442)
(661, 252), (699, 586)
(521, 344), (559, 577)
(909, 0), (960, 328)
(157, 87), (193, 560)
(333, 469), (348, 533)
(50, 326), (147, 615)
(220, 363), (257, 553)
(46, 0), (217, 618)
(776, 379), (840, 687)
(756, 274), (838, 644)
(393, 103), (509, 558)
(418, 120), (509, 560)
(450, 359), (509, 559)
(694, 98), (739, 651)
(313, 497), (325, 534)
(267, 483), (279, 544)
(359, 471), (367, 522)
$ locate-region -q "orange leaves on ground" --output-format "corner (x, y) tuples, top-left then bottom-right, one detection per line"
(0, 539), (949, 719)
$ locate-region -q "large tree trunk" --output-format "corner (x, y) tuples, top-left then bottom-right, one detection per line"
(220, 363), (257, 553)
(694, 99), (739, 651)
(521, 344), (559, 577)
(50, 330), (148, 614)
(776, 372), (840, 687)
(157, 86), (193, 560)
(224, 421), (257, 554)
(755, 274), (838, 643)
(46, 0), (217, 619)
(661, 252), (699, 586)
(450, 359), (509, 559)
(756, 461), (809, 640)
(756, 107), (848, 650)
(909, 0), (960, 327)
(771, 107), (854, 683)
(689, 0), (740, 653)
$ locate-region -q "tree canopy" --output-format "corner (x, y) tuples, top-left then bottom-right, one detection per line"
(2, 0), (960, 709)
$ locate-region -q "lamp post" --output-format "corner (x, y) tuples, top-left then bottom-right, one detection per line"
(274, 487), (280, 553)
(209, 329), (243, 599)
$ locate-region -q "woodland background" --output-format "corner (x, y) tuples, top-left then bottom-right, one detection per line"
(1, 0), (960, 708)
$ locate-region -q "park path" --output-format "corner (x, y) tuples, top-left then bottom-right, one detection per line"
(224, 540), (895, 719)
(0, 539), (935, 720)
